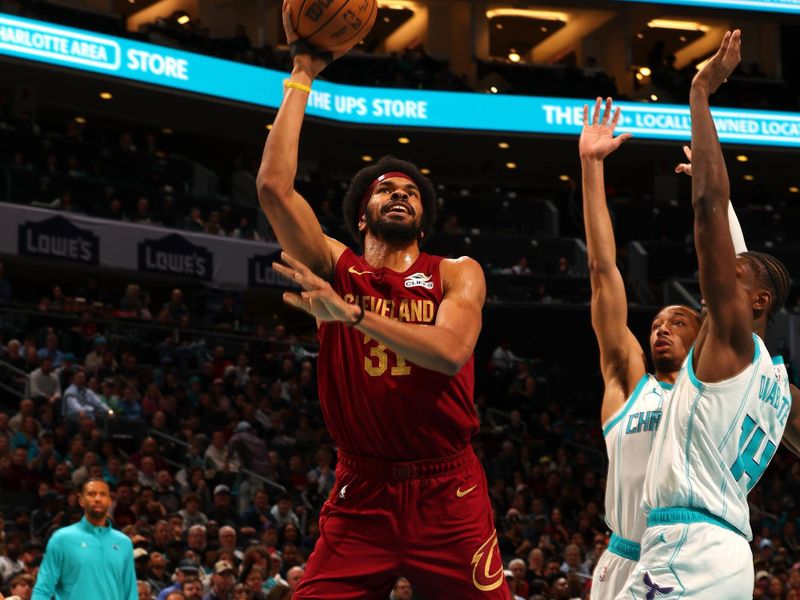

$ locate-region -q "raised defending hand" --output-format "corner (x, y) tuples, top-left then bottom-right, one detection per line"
(692, 29), (741, 95)
(579, 97), (633, 161)
(273, 252), (360, 324)
(283, 0), (350, 79)
(675, 145), (693, 177)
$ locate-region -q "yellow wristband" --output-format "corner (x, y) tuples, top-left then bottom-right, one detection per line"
(284, 80), (312, 94)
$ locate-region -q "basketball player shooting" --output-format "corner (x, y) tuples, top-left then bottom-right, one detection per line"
(255, 2), (509, 598)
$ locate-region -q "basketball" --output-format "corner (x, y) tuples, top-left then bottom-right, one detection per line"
(289, 0), (378, 54)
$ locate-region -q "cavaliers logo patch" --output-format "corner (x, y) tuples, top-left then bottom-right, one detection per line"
(471, 531), (504, 592)
(404, 272), (434, 289)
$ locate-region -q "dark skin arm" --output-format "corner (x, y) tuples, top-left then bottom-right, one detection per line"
(689, 30), (755, 382)
(273, 252), (485, 376)
(579, 97), (641, 424)
(255, 1), (350, 280)
(781, 384), (800, 456)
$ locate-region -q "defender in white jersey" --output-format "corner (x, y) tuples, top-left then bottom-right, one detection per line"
(579, 98), (701, 600)
(618, 31), (799, 600)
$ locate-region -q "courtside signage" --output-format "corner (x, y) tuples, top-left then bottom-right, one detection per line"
(615, 0), (800, 14)
(2, 13), (800, 147)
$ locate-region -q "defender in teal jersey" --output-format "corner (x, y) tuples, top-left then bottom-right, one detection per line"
(579, 97), (702, 600)
(32, 478), (137, 600)
(619, 31), (800, 600)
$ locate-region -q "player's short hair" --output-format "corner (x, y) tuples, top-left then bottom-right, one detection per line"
(741, 251), (792, 317)
(652, 305), (703, 328)
(81, 477), (110, 494)
(342, 155), (437, 246)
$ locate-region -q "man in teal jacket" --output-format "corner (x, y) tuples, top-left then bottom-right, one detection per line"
(32, 478), (137, 600)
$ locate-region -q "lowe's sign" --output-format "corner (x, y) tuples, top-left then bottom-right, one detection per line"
(1, 13), (800, 147)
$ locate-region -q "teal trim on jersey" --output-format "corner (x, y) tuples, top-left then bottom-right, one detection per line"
(602, 375), (649, 437)
(773, 356), (785, 366)
(686, 334), (761, 390)
(647, 507), (744, 537)
(657, 381), (674, 390)
(608, 533), (641, 560)
(683, 388), (703, 505)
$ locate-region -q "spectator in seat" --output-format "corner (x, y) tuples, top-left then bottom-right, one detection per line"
(9, 398), (35, 433)
(181, 499), (209, 533)
(156, 559), (202, 600)
(182, 578), (204, 600)
(111, 481), (137, 528)
(163, 289), (189, 323)
(7, 572), (35, 600)
(269, 494), (299, 530)
(106, 198), (127, 221)
(37, 332), (64, 367)
(133, 197), (157, 224)
(511, 256), (531, 275)
(1, 447), (38, 492)
(242, 490), (272, 530)
(56, 353), (79, 392)
(508, 558), (529, 598)
(560, 543), (589, 577)
(84, 336), (109, 373)
(147, 552), (171, 595)
(185, 207), (205, 231)
(138, 579), (154, 600)
(390, 577), (413, 600)
(186, 524), (208, 553)
(29, 358), (61, 404)
(62, 371), (111, 421)
(228, 422), (269, 477)
(203, 561), (236, 600)
(208, 485), (240, 528)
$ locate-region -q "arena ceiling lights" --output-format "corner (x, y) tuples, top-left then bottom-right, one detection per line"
(485, 8), (569, 22)
(646, 19), (710, 32)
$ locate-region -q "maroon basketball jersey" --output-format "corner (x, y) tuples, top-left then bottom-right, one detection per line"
(316, 248), (478, 461)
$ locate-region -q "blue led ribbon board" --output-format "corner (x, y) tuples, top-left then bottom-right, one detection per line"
(2, 13), (800, 147)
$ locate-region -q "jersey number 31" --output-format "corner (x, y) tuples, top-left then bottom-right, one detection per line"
(363, 334), (411, 377)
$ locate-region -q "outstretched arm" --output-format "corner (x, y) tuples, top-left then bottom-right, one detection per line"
(579, 98), (642, 421)
(273, 253), (484, 376)
(690, 30), (754, 377)
(676, 145), (748, 254)
(781, 384), (800, 456)
(256, 1), (348, 280)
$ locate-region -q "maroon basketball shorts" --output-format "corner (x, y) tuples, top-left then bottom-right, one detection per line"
(294, 446), (511, 600)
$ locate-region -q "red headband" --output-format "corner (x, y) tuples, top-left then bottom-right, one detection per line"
(359, 171), (415, 219)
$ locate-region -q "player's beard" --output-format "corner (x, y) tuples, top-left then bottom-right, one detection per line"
(653, 353), (680, 374)
(87, 506), (108, 521)
(365, 211), (421, 245)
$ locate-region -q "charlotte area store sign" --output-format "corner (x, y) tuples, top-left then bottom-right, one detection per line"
(0, 203), (298, 289)
(1, 14), (800, 148)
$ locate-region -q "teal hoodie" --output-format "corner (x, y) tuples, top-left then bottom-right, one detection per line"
(32, 517), (137, 600)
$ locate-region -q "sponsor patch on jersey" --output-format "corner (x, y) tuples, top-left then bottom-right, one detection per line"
(404, 272), (434, 289)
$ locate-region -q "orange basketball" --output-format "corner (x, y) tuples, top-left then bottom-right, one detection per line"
(289, 0), (378, 54)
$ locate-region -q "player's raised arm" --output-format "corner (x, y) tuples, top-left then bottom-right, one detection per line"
(255, 1), (349, 280)
(690, 30), (754, 371)
(676, 145), (748, 254)
(579, 98), (641, 421)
